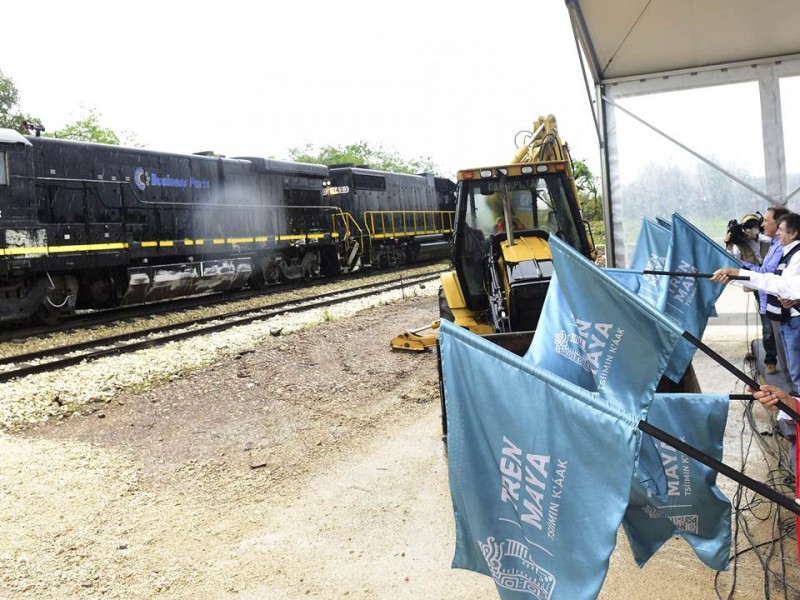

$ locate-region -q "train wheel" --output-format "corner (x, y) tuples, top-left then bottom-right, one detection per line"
(85, 276), (115, 308)
(34, 275), (77, 324)
(34, 299), (64, 325)
(301, 252), (321, 282)
(249, 259), (268, 290)
(302, 264), (320, 282)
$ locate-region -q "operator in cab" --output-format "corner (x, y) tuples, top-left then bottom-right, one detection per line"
(494, 214), (525, 234)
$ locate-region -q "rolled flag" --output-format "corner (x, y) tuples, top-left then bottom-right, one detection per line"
(630, 218), (671, 306)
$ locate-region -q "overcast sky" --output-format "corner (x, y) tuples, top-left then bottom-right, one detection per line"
(1, 0), (601, 177)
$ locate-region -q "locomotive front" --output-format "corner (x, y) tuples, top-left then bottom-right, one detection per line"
(0, 129), (56, 322)
(0, 131), (336, 324)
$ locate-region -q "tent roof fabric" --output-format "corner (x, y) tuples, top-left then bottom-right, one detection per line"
(567, 0), (800, 83)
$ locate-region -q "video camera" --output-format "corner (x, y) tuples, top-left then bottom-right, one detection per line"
(727, 211), (764, 245)
(726, 219), (747, 245)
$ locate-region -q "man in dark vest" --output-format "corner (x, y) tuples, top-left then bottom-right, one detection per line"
(713, 212), (800, 472)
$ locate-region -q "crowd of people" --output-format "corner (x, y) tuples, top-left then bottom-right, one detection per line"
(712, 208), (800, 471)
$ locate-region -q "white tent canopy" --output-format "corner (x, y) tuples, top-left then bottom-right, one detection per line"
(566, 0), (800, 266)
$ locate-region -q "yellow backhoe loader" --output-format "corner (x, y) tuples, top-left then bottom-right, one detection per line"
(390, 114), (595, 352)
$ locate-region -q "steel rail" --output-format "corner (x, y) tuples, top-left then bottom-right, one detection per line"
(0, 273), (441, 382)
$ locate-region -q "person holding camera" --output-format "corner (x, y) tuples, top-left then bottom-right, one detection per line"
(724, 213), (769, 263)
(724, 210), (786, 375)
(714, 212), (800, 388)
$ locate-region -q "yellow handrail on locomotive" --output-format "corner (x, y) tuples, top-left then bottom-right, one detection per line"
(329, 208), (363, 241)
(362, 210), (455, 240)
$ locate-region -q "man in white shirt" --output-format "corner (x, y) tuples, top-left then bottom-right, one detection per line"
(713, 213), (800, 302)
(713, 212), (800, 471)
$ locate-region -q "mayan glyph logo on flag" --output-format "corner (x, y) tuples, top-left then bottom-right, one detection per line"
(553, 318), (624, 391)
(478, 537), (556, 599)
(640, 507), (700, 534)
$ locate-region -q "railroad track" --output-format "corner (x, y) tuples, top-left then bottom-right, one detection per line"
(0, 262), (446, 343)
(0, 272), (441, 382)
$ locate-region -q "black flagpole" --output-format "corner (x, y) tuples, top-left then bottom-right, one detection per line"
(638, 270), (800, 423)
(682, 330), (800, 424)
(526, 246), (800, 515)
(642, 269), (750, 281)
(608, 269), (800, 513)
(637, 419), (800, 516)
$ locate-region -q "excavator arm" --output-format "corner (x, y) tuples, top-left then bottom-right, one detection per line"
(511, 114), (571, 167)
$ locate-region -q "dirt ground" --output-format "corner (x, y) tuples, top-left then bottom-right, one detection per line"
(0, 295), (798, 599)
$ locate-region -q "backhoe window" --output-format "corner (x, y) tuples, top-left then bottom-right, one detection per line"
(455, 173), (584, 310)
(461, 175), (581, 248)
(0, 151), (7, 185)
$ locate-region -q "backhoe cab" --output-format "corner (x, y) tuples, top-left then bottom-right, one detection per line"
(390, 115), (595, 352)
(445, 160), (596, 336)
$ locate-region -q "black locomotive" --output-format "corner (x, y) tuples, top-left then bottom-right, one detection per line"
(0, 129), (455, 323)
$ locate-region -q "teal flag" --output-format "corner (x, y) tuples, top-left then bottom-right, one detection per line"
(656, 215), (672, 229)
(624, 393), (731, 570)
(630, 218), (671, 306)
(659, 213), (739, 381)
(524, 237), (682, 418)
(441, 319), (639, 600)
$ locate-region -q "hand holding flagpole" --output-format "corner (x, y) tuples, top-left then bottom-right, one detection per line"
(682, 330), (800, 424)
(641, 267), (800, 422)
(752, 385), (799, 414)
(642, 268), (749, 281)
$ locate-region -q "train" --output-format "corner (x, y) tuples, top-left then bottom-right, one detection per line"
(0, 129), (456, 323)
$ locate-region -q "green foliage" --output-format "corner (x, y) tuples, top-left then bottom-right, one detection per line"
(588, 217), (605, 247)
(0, 70), (20, 129)
(0, 69), (42, 133)
(573, 159), (605, 245)
(46, 108), (120, 145)
(289, 141), (440, 175)
(573, 159), (601, 220)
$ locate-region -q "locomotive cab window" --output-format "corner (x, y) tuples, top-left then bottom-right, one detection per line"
(0, 151), (7, 185)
